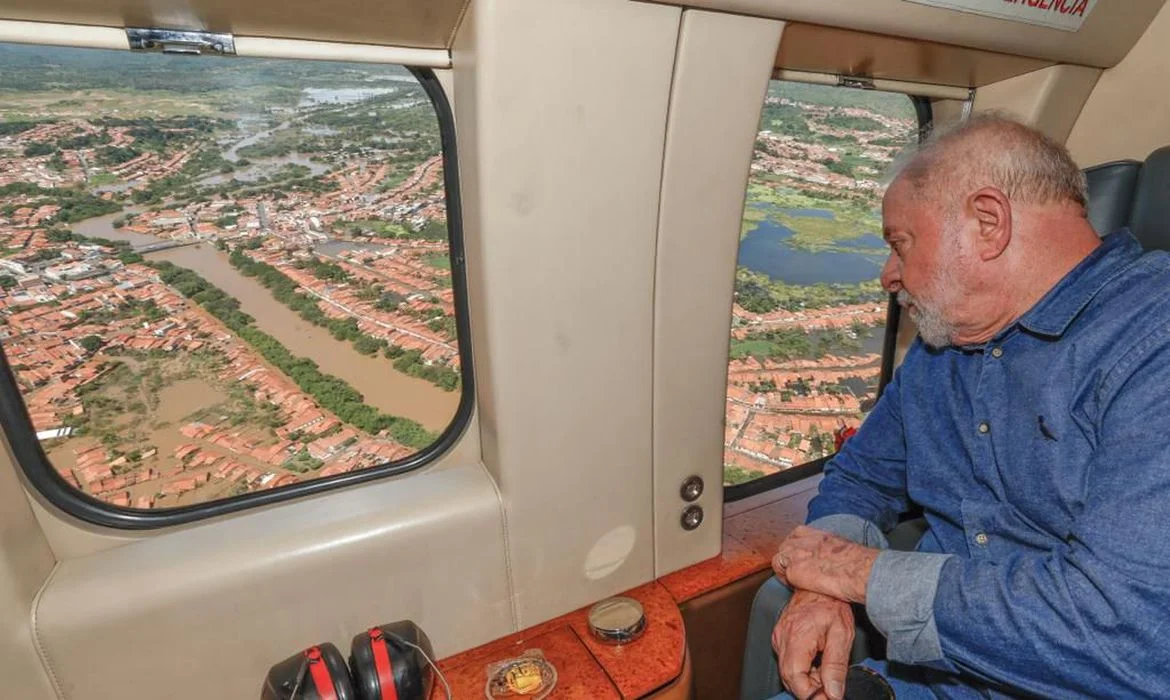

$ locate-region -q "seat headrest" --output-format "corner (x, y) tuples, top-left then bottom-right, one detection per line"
(1083, 159), (1141, 238)
(1127, 145), (1170, 252)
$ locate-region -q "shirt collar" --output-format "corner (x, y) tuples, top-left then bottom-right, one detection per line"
(1016, 229), (1143, 339)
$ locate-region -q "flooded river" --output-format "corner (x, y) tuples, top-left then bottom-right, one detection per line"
(72, 213), (460, 431)
(197, 155), (328, 187)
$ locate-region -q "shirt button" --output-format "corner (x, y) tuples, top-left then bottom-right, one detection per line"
(991, 347), (1003, 358)
(978, 422), (990, 434)
(975, 532), (989, 546)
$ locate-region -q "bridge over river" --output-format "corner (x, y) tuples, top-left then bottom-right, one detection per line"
(132, 239), (202, 254)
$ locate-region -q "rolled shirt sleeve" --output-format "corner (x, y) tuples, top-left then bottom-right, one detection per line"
(866, 550), (955, 667)
(810, 514), (957, 668)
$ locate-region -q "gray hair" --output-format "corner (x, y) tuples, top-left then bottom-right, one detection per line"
(888, 112), (1087, 211)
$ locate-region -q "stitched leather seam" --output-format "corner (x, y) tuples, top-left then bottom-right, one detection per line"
(30, 562), (67, 700)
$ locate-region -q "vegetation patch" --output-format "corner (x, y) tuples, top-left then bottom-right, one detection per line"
(724, 465), (767, 486)
(151, 259), (438, 449)
(229, 251), (460, 393)
(733, 268), (885, 314)
(422, 253), (451, 271)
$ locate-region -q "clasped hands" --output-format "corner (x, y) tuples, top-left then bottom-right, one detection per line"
(770, 526), (880, 700)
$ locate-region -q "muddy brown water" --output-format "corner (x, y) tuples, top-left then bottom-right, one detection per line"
(72, 213), (459, 431)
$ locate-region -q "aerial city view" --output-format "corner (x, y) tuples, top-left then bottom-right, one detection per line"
(723, 81), (917, 486)
(0, 44), (915, 507)
(0, 44), (460, 508)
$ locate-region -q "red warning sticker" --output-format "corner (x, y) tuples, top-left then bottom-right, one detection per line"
(903, 0), (1097, 32)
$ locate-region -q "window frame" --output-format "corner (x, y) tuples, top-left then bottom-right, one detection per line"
(723, 92), (933, 502)
(0, 60), (475, 529)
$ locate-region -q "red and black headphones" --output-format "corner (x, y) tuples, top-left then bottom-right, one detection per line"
(262, 642), (355, 700)
(349, 622), (437, 700)
(262, 621), (437, 700)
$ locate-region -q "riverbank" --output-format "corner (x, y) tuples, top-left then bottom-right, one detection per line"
(149, 260), (435, 448)
(228, 248), (460, 391)
(70, 213), (460, 431)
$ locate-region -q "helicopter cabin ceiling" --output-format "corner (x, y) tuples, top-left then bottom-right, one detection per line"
(776, 23), (1056, 88)
(0, 0), (471, 49)
(645, 0), (1166, 70)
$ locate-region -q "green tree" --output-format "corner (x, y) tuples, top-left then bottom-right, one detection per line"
(79, 335), (104, 353)
(724, 465), (766, 486)
(23, 142), (55, 157)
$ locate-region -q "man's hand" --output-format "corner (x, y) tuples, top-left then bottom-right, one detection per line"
(772, 589), (854, 700)
(772, 526), (880, 604)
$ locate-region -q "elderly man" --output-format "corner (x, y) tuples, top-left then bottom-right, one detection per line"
(741, 114), (1170, 699)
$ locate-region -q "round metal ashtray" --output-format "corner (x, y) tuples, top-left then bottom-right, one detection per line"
(587, 596), (646, 644)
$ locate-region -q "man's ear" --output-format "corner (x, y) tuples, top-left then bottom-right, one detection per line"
(968, 187), (1011, 261)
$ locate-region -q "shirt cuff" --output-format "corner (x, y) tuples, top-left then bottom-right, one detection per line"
(866, 550), (955, 666)
(807, 514), (889, 549)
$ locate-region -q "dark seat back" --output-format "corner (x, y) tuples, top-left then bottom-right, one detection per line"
(1084, 146), (1170, 251)
(1084, 160), (1141, 238)
(1127, 147), (1170, 252)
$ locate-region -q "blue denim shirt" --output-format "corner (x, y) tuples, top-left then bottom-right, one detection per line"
(807, 231), (1170, 698)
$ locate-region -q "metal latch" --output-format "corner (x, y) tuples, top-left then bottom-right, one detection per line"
(838, 75), (876, 91)
(126, 28), (235, 56)
(961, 87), (977, 121)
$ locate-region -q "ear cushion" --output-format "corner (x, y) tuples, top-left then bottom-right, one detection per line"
(349, 624), (433, 700)
(262, 642), (356, 700)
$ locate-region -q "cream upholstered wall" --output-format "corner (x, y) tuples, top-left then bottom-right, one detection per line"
(971, 64), (1101, 143)
(652, 10), (783, 575)
(453, 0), (683, 626)
(0, 435), (56, 700)
(1067, 0), (1170, 165)
(642, 0), (1164, 68)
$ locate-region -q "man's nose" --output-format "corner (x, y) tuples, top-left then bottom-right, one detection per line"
(880, 253), (901, 293)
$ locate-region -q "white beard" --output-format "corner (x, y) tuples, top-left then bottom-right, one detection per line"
(899, 288), (954, 349)
(898, 228), (965, 349)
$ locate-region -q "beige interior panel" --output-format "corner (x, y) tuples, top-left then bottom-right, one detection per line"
(653, 10), (783, 576)
(930, 98), (967, 127)
(776, 22), (1052, 88)
(25, 411), (483, 561)
(25, 499), (136, 562)
(641, 0), (1164, 69)
(0, 0), (470, 50)
(35, 462), (511, 700)
(1067, 0), (1170, 165)
(232, 36), (450, 67)
(970, 64), (1100, 142)
(0, 438), (57, 700)
(0, 18), (126, 50)
(452, 0), (681, 627)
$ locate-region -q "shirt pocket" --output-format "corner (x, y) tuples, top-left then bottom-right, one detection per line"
(999, 407), (1090, 534)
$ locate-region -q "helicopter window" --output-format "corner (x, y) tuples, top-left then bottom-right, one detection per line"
(723, 79), (922, 492)
(0, 41), (470, 526)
